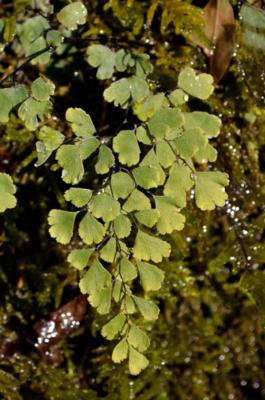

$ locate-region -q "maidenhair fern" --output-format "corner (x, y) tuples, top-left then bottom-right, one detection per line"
(0, 1), (229, 375)
(45, 47), (228, 374)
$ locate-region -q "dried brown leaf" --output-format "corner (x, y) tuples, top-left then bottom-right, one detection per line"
(204, 0), (236, 83)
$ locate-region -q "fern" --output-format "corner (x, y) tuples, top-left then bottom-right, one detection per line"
(0, 2), (229, 375)
(46, 45), (228, 374)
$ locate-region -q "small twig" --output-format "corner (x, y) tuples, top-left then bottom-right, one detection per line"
(0, 47), (52, 85)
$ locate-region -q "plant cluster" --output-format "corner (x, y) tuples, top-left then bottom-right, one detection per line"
(0, 1), (265, 398)
(0, 1), (230, 374)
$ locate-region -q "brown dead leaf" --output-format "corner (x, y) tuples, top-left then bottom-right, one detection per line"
(204, 0), (236, 83)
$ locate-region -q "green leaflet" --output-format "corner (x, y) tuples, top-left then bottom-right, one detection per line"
(100, 238), (116, 263)
(172, 128), (207, 158)
(64, 188), (92, 207)
(35, 127), (64, 166)
(120, 258), (138, 282)
(79, 258), (111, 295)
(87, 46), (153, 79)
(95, 145), (115, 174)
(90, 193), (120, 222)
(0, 85), (28, 123)
(67, 248), (94, 270)
(133, 296), (160, 321)
(89, 285), (112, 314)
(133, 231), (171, 263)
(0, 173), (17, 213)
(136, 126), (152, 145)
(66, 108), (96, 138)
(56, 145), (84, 184)
(113, 214), (132, 238)
(57, 2), (87, 30)
(86, 45), (116, 79)
(134, 53), (153, 77)
(78, 137), (100, 160)
(135, 209), (160, 228)
(112, 279), (123, 303)
(31, 77), (55, 102)
(148, 108), (184, 141)
(156, 141), (176, 168)
(115, 49), (134, 72)
(194, 142), (217, 164)
(128, 346), (149, 376)
(119, 241), (129, 256)
(113, 130), (140, 166)
(178, 67), (214, 100)
(133, 93), (167, 121)
(18, 16), (50, 63)
(38, 126), (64, 151)
(155, 196), (185, 234)
(129, 76), (150, 103)
(112, 338), (128, 363)
(101, 313), (126, 340)
(136, 260), (165, 292)
(140, 149), (165, 186)
(78, 212), (106, 245)
(164, 163), (194, 208)
(18, 97), (51, 131)
(127, 325), (150, 352)
(132, 166), (162, 189)
(184, 112), (221, 138)
(115, 49), (135, 71)
(123, 189), (151, 212)
(25, 36), (49, 64)
(104, 76), (149, 108)
(104, 78), (131, 108)
(121, 295), (136, 314)
(194, 171), (229, 210)
(168, 89), (189, 106)
(18, 15), (49, 49)
(48, 209), (78, 244)
(111, 172), (135, 199)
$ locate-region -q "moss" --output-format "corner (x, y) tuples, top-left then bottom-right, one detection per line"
(1, 0), (265, 398)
